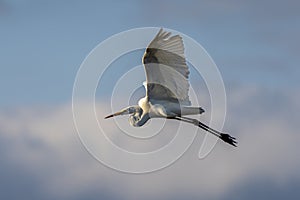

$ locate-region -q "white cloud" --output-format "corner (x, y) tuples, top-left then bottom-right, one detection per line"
(0, 87), (299, 200)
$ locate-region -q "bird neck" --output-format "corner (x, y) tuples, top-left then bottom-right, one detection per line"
(135, 113), (150, 127)
(138, 97), (149, 111)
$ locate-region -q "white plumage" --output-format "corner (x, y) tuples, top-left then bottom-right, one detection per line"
(105, 28), (237, 147)
(143, 28), (190, 105)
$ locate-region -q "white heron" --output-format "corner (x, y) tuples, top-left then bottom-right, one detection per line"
(105, 28), (237, 147)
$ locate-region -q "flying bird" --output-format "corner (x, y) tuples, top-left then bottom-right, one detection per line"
(105, 28), (237, 147)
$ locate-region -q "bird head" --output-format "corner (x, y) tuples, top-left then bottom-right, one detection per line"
(104, 106), (140, 119)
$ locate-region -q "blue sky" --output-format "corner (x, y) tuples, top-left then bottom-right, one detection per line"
(1, 0), (300, 200)
(1, 0), (299, 107)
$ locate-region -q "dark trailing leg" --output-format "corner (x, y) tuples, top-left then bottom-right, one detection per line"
(172, 116), (238, 147)
(219, 133), (237, 147)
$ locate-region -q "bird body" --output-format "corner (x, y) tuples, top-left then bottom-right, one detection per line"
(105, 28), (237, 147)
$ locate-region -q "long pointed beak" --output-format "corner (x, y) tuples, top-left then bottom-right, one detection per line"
(104, 110), (128, 119)
(104, 114), (115, 119)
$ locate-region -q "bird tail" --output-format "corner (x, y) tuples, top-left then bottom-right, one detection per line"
(181, 106), (205, 116)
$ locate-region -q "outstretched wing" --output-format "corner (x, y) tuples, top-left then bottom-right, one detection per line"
(142, 28), (191, 105)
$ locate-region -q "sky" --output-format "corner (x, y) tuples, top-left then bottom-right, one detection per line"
(1, 0), (300, 199)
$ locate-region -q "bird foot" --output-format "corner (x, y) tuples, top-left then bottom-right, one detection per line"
(219, 133), (237, 147)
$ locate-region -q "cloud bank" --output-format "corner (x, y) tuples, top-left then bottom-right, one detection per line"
(0, 86), (299, 200)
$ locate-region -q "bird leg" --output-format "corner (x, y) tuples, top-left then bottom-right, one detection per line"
(173, 116), (237, 147)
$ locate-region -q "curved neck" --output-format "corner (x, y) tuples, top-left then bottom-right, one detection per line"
(135, 113), (150, 127)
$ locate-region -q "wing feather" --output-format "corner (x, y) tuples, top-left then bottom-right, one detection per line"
(142, 28), (190, 105)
